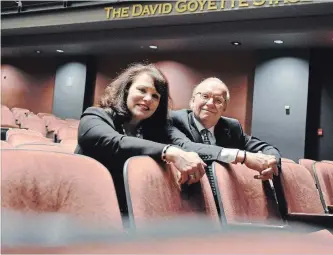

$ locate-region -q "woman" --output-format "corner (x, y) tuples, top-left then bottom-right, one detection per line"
(75, 63), (206, 214)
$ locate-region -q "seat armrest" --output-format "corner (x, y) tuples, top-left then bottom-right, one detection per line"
(286, 213), (333, 229)
(226, 222), (289, 232)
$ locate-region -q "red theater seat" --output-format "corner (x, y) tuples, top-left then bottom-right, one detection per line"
(41, 115), (60, 127)
(7, 134), (53, 147)
(280, 161), (333, 228)
(20, 118), (47, 137)
(282, 158), (296, 163)
(212, 162), (284, 226)
(124, 156), (219, 229)
(299, 159), (316, 178)
(1, 140), (13, 148)
(11, 107), (30, 125)
(1, 149), (122, 229)
(16, 143), (75, 153)
(1, 105), (19, 128)
(6, 128), (44, 140)
(46, 119), (69, 140)
(55, 126), (78, 142)
(47, 119), (68, 132)
(60, 139), (78, 152)
(281, 161), (324, 214)
(37, 112), (55, 118)
(313, 162), (333, 213)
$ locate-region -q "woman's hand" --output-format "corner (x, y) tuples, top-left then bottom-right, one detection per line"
(165, 146), (207, 184)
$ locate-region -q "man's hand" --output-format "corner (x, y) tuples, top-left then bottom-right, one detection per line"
(254, 151), (278, 180)
(236, 150), (278, 180)
(165, 146), (207, 185)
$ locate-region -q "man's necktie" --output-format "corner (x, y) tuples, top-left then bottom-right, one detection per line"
(201, 129), (217, 196)
(202, 129), (211, 145)
(202, 129), (224, 220)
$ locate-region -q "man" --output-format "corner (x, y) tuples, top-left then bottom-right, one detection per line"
(168, 77), (281, 183)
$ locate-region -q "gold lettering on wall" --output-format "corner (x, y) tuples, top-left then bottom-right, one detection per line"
(104, 0), (314, 20)
(239, 0), (249, 7)
(253, 0), (266, 6)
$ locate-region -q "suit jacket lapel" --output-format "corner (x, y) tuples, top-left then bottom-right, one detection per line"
(188, 112), (203, 143)
(214, 118), (232, 147)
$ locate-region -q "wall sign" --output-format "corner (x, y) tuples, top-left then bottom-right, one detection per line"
(105, 0), (313, 20)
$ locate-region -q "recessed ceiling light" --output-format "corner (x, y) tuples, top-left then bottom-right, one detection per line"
(231, 41), (241, 46)
(56, 49), (64, 53)
(36, 50), (41, 54)
(149, 45), (158, 49)
(274, 40), (284, 44)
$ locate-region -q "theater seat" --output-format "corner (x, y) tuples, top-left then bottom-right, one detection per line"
(1, 140), (13, 148)
(124, 156), (219, 229)
(282, 158), (296, 163)
(299, 159), (316, 178)
(281, 162), (324, 214)
(1, 105), (19, 128)
(6, 128), (44, 140)
(16, 143), (75, 153)
(41, 115), (60, 127)
(212, 162), (284, 226)
(37, 112), (55, 118)
(46, 119), (69, 140)
(55, 126), (78, 142)
(59, 139), (78, 152)
(47, 119), (68, 133)
(313, 162), (333, 213)
(280, 161), (333, 228)
(11, 107), (30, 125)
(7, 134), (52, 147)
(1, 149), (122, 229)
(20, 118), (47, 137)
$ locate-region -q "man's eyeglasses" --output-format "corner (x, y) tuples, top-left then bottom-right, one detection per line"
(194, 92), (226, 105)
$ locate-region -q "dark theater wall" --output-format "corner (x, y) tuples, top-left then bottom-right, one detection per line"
(306, 50), (333, 161)
(94, 52), (255, 133)
(1, 58), (56, 113)
(252, 50), (310, 162)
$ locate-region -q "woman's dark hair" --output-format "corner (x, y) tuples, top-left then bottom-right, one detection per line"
(99, 63), (170, 141)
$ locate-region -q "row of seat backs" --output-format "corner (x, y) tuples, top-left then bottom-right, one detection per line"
(1, 139), (77, 154)
(125, 157), (333, 229)
(2, 150), (333, 253)
(3, 129), (78, 150)
(1, 105), (79, 140)
(2, 148), (276, 231)
(2, 148), (331, 231)
(299, 159), (333, 213)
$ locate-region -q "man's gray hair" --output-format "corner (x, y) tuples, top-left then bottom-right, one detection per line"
(192, 77), (230, 104)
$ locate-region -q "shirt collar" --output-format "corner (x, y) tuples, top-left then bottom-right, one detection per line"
(192, 115), (215, 135)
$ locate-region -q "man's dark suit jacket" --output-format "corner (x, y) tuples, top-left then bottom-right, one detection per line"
(168, 109), (286, 218)
(168, 109), (281, 165)
(75, 107), (167, 214)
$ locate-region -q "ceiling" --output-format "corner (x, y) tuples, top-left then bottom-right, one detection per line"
(2, 4), (333, 58)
